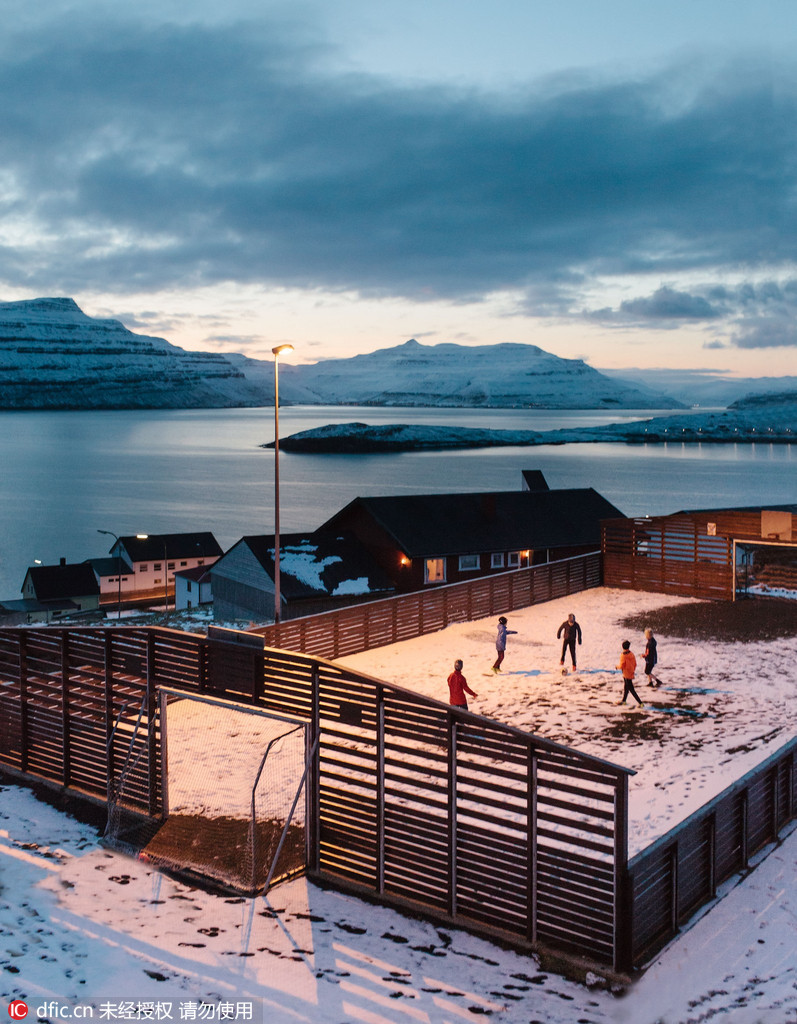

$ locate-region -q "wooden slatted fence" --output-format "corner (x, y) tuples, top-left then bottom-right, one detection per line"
(0, 622), (633, 970)
(627, 738), (796, 967)
(251, 551), (602, 657)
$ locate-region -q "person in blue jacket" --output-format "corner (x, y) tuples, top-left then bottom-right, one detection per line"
(492, 616), (517, 673)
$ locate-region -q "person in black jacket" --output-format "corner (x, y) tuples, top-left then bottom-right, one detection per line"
(557, 613), (582, 670)
(644, 628), (660, 686)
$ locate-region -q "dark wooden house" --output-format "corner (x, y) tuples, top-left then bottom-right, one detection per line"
(320, 473), (624, 592)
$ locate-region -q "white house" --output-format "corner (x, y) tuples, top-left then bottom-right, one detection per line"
(174, 565), (214, 611)
(103, 532), (223, 606)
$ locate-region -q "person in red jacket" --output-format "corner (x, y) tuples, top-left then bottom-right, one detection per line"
(447, 659), (477, 710)
(616, 640), (644, 708)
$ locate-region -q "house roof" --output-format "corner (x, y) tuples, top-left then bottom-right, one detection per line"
(174, 565), (213, 583)
(214, 531), (396, 601)
(85, 556), (133, 577)
(1, 598), (79, 613)
(113, 532), (223, 562)
(25, 563), (100, 601)
(324, 489), (625, 557)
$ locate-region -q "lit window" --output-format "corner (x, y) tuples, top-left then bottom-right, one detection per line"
(424, 558), (446, 583)
(491, 553), (505, 568)
(458, 554), (480, 571)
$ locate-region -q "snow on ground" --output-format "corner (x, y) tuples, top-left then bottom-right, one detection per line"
(338, 588), (796, 853)
(2, 588), (796, 1024)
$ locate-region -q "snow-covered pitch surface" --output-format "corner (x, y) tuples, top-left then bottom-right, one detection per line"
(2, 589), (796, 1023)
(340, 588), (795, 853)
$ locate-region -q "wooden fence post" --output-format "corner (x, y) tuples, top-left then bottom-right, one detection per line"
(19, 632), (29, 774)
(527, 745), (538, 945)
(376, 686), (386, 894)
(448, 714), (458, 918)
(308, 662), (321, 874)
(740, 790), (749, 868)
(669, 842), (680, 934)
(60, 632), (71, 787)
(104, 632), (115, 805)
(613, 773), (631, 972)
(146, 632), (158, 817)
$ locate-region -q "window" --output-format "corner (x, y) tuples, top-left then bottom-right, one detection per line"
(167, 562), (175, 570)
(153, 563), (162, 571)
(491, 553), (505, 568)
(458, 554), (480, 571)
(180, 560), (187, 567)
(197, 559), (205, 565)
(139, 564), (148, 572)
(424, 558), (446, 584)
(507, 551), (520, 567)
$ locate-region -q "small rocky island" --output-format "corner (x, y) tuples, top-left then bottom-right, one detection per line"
(268, 395), (797, 453)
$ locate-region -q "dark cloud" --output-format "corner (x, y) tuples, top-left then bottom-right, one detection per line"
(2, 14), (797, 313)
(619, 286), (721, 320)
(732, 318), (797, 348)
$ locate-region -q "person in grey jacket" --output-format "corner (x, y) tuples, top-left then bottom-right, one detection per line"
(492, 616), (517, 673)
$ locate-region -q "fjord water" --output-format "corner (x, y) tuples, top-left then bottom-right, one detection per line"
(1, 406), (795, 600)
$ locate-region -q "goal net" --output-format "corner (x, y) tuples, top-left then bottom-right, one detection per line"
(140, 690), (310, 895)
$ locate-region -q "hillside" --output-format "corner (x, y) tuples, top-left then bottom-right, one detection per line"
(0, 298), (266, 409)
(277, 338), (684, 409)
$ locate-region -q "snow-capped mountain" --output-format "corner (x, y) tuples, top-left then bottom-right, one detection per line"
(277, 338), (684, 409)
(0, 298), (266, 409)
(0, 300), (682, 410)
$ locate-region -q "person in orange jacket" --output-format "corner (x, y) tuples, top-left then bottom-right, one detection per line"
(616, 640), (644, 708)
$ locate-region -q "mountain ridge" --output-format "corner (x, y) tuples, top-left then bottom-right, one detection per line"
(0, 297), (265, 410)
(0, 297), (681, 410)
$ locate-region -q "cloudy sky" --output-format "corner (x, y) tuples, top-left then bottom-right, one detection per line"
(3, 0), (797, 374)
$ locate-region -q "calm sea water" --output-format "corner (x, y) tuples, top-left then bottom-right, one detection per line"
(1, 406), (795, 600)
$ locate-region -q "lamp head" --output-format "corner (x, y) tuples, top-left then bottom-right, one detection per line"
(271, 344), (294, 358)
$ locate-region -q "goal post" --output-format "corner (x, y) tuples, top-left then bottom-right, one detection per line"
(140, 688), (311, 895)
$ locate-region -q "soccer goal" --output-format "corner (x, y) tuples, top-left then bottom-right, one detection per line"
(140, 689), (313, 896)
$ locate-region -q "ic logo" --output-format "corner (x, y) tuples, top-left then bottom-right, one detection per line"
(9, 1003), (28, 1020)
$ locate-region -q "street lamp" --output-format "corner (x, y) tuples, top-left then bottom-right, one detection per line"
(135, 533), (169, 613)
(97, 529), (123, 620)
(272, 343), (294, 624)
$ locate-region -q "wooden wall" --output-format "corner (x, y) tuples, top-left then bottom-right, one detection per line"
(602, 517), (734, 600)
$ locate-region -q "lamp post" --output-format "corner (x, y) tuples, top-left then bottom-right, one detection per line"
(272, 343), (294, 624)
(97, 529), (123, 620)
